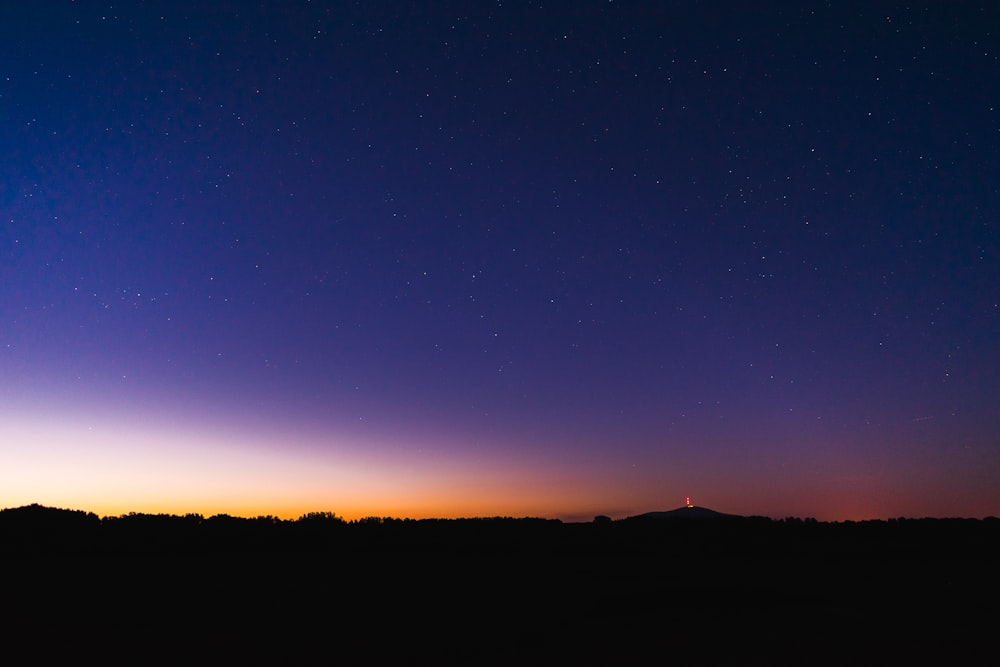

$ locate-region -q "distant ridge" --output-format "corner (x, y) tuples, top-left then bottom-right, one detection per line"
(629, 505), (743, 520)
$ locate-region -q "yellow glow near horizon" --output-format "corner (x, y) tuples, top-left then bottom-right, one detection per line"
(0, 409), (619, 521)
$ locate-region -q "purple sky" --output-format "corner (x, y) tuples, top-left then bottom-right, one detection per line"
(2, 1), (998, 521)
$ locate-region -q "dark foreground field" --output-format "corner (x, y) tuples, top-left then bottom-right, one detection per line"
(2, 506), (998, 665)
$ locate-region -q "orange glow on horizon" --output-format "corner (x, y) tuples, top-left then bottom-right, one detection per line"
(4, 407), (998, 523)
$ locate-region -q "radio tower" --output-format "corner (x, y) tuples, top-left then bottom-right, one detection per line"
(686, 496), (693, 508)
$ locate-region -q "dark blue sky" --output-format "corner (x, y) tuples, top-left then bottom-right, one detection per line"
(2, 1), (998, 520)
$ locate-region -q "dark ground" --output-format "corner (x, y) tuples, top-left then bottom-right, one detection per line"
(2, 507), (997, 665)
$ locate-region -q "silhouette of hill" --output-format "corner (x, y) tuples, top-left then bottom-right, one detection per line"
(629, 504), (743, 520)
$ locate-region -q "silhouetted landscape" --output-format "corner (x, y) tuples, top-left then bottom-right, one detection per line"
(2, 503), (997, 664)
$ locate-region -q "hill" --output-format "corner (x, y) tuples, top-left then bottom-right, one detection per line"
(629, 504), (744, 520)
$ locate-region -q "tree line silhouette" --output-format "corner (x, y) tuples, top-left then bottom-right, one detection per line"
(2, 503), (998, 664)
(2, 502), (997, 557)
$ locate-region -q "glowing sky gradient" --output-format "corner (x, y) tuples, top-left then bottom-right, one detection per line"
(2, 2), (998, 521)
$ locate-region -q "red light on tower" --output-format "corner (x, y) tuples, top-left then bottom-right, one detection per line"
(686, 496), (692, 508)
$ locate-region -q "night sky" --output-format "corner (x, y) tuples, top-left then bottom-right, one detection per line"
(2, 1), (998, 522)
